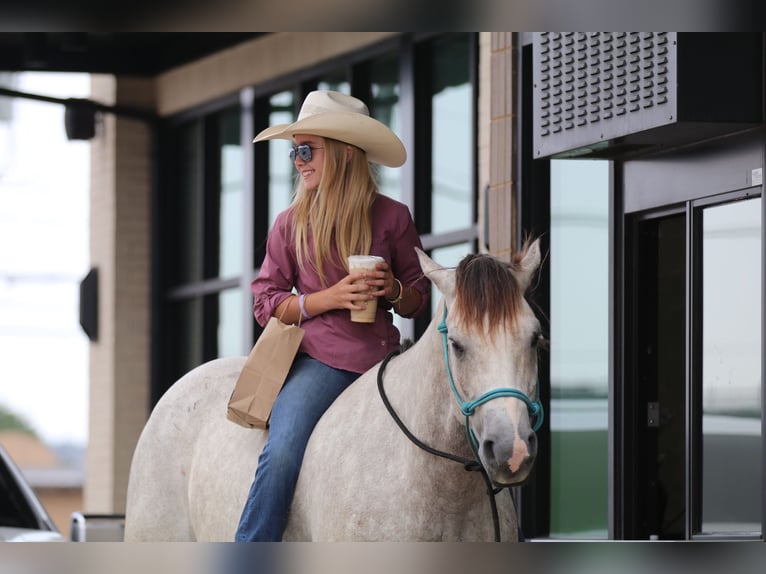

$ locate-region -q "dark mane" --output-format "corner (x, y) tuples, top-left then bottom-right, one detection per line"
(452, 247), (529, 336)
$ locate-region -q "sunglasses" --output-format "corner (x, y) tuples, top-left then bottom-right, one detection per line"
(289, 144), (323, 163)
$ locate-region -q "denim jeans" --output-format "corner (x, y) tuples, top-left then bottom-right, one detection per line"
(235, 354), (359, 541)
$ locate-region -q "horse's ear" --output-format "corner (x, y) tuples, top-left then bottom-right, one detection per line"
(513, 238), (542, 292)
(415, 247), (455, 297)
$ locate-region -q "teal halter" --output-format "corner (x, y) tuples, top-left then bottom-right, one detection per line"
(437, 306), (544, 454)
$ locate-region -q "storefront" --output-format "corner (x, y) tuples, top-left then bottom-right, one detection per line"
(1, 31), (762, 541)
(521, 32), (764, 540)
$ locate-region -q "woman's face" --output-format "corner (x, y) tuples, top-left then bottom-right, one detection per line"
(292, 134), (325, 191)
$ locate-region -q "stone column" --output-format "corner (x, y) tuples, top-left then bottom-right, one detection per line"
(487, 32), (517, 262)
(85, 75), (154, 513)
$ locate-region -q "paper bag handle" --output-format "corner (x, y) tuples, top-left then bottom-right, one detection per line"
(278, 294), (302, 327)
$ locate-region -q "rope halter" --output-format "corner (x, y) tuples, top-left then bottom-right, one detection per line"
(437, 306), (544, 454)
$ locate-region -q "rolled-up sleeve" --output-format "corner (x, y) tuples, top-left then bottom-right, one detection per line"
(251, 212), (296, 327)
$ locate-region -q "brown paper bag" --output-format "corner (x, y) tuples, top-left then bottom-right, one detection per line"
(227, 314), (304, 429)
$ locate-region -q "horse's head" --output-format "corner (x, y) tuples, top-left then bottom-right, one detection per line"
(417, 239), (544, 487)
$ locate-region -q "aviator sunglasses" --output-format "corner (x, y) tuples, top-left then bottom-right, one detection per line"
(289, 144), (323, 163)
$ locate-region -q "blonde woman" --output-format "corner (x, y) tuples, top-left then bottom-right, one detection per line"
(235, 91), (430, 541)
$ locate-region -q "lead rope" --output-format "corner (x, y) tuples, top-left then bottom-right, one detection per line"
(377, 350), (514, 542)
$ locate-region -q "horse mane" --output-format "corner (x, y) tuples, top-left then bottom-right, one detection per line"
(452, 241), (533, 338)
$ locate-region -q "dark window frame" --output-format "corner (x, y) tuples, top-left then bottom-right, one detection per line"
(517, 36), (552, 540)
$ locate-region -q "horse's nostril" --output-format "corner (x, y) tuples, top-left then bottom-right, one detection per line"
(527, 432), (538, 456)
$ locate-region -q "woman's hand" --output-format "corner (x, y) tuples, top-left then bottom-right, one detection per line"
(323, 262), (395, 311)
(310, 272), (378, 314)
(339, 271), (379, 311)
(367, 261), (397, 301)
(284, 262), (402, 322)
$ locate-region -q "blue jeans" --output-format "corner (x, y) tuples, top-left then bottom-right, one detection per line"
(235, 354), (359, 541)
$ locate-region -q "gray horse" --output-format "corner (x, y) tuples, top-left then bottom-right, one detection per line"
(124, 241), (543, 541)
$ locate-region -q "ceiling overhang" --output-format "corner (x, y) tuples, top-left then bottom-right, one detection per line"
(0, 33), (264, 76)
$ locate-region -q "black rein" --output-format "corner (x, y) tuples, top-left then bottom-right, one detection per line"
(376, 350), (514, 542)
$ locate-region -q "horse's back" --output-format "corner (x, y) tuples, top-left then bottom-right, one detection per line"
(124, 356), (256, 541)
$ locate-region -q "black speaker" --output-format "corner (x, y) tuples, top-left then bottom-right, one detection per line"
(65, 99), (97, 140)
(79, 267), (99, 342)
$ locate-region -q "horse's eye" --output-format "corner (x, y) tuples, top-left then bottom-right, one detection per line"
(449, 338), (465, 358)
(532, 332), (549, 351)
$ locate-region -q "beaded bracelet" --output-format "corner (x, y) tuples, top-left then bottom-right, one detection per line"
(298, 293), (312, 319)
(386, 278), (404, 305)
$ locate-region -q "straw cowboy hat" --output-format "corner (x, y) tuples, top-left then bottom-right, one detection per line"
(253, 90), (406, 167)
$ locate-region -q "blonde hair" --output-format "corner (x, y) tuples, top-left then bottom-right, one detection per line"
(290, 137), (379, 285)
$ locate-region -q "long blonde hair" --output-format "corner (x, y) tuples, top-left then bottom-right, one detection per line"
(290, 137), (379, 285)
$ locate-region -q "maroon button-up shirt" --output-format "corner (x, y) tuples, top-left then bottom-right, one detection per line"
(251, 194), (430, 374)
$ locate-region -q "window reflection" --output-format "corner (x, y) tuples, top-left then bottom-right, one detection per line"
(701, 197), (762, 534)
(369, 52), (401, 202)
(430, 34), (473, 235)
(178, 121), (203, 283)
(218, 288), (244, 358)
(430, 243), (471, 318)
(219, 108), (243, 277)
(549, 159), (609, 538)
(317, 78), (350, 95)
(177, 297), (203, 376)
(268, 91), (296, 226)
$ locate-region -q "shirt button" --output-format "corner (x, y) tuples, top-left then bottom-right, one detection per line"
(380, 340), (386, 346)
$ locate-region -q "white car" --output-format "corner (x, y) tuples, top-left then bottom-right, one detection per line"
(0, 444), (65, 542)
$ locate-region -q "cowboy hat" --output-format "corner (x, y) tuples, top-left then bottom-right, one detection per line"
(253, 90), (406, 167)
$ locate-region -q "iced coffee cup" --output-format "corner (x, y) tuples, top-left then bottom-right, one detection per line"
(348, 255), (385, 323)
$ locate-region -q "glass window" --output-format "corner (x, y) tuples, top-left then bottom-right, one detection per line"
(317, 74), (350, 95)
(368, 52), (402, 202)
(701, 197), (762, 534)
(549, 159), (610, 538)
(429, 243), (472, 317)
(267, 90), (296, 225)
(430, 34), (473, 235)
(219, 108), (243, 278)
(218, 288), (245, 358)
(176, 297), (203, 377)
(177, 120), (204, 284)
(173, 108), (243, 282)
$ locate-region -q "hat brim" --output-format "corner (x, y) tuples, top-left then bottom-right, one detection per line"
(253, 111), (406, 168)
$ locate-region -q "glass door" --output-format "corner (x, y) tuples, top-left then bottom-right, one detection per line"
(693, 196), (762, 538)
(628, 211), (687, 540)
(626, 192), (762, 540)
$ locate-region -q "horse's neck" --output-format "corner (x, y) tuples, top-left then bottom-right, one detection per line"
(383, 321), (472, 458)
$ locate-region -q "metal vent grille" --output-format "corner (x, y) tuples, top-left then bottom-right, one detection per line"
(534, 32), (675, 158)
(532, 32), (761, 159)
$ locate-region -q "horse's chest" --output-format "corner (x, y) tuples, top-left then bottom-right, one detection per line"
(289, 455), (500, 541)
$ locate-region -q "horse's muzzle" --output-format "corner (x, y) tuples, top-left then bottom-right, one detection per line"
(481, 429), (538, 486)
